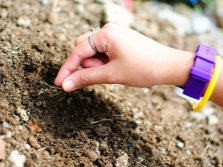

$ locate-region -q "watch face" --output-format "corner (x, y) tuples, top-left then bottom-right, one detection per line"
(174, 87), (200, 103)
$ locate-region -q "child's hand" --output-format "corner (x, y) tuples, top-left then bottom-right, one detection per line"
(54, 23), (194, 92)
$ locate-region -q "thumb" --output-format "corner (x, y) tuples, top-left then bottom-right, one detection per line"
(62, 65), (111, 92)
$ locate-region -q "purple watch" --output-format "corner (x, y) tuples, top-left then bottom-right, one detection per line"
(183, 44), (216, 100)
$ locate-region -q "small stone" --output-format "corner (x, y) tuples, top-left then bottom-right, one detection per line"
(0, 9), (8, 18)
(177, 142), (184, 148)
(41, 0), (49, 6)
(3, 121), (9, 128)
(95, 141), (100, 155)
(0, 139), (6, 160)
(28, 136), (41, 149)
(17, 17), (31, 27)
(76, 4), (84, 13)
(135, 120), (142, 125)
(190, 108), (214, 121)
(116, 153), (128, 167)
(160, 147), (166, 154)
(208, 115), (219, 125)
(16, 107), (29, 121)
(8, 150), (26, 167)
(55, 33), (66, 41)
(25, 144), (31, 150)
(5, 131), (12, 138)
(47, 13), (58, 24)
(202, 108), (214, 116)
(137, 157), (144, 163)
(142, 88), (149, 94)
(190, 112), (204, 120)
(186, 150), (191, 156)
(133, 111), (143, 119)
(184, 121), (192, 128)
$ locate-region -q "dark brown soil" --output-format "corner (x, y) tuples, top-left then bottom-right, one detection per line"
(0, 0), (223, 167)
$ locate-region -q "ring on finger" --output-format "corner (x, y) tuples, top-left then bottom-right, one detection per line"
(88, 35), (98, 52)
(90, 27), (100, 34)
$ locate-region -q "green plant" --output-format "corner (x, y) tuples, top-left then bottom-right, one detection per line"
(193, 0), (215, 13)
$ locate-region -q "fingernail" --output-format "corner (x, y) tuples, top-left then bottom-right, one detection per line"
(63, 80), (75, 92)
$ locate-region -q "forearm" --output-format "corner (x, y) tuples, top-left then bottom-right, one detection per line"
(158, 47), (194, 87)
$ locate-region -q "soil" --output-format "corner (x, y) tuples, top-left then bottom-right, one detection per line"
(0, 0), (223, 167)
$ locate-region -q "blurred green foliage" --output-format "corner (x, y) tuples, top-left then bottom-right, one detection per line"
(134, 0), (215, 12)
(134, 0), (214, 5)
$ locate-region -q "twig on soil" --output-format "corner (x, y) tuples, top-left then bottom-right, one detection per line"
(167, 140), (173, 154)
(91, 118), (125, 125)
(52, 91), (63, 97)
(56, 95), (66, 102)
(194, 144), (210, 167)
(91, 119), (113, 124)
(41, 82), (62, 90)
(200, 144), (209, 158)
(40, 82), (63, 98)
(38, 148), (46, 151)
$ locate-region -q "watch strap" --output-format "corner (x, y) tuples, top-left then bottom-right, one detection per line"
(174, 87), (200, 103)
(183, 44), (216, 99)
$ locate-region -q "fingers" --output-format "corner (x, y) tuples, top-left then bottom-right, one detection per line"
(54, 29), (109, 86)
(81, 58), (104, 68)
(75, 32), (91, 46)
(62, 64), (112, 92)
(81, 53), (109, 68)
(54, 39), (97, 86)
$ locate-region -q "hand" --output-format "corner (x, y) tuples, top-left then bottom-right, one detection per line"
(54, 23), (194, 92)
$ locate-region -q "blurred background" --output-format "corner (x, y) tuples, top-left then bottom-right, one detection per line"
(99, 0), (223, 55)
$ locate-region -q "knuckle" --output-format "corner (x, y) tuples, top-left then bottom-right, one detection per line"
(102, 23), (116, 36)
(103, 23), (115, 30)
(96, 24), (116, 52)
(79, 72), (91, 86)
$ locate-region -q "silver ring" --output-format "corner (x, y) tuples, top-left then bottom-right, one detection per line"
(88, 35), (97, 52)
(88, 27), (100, 52)
(90, 27), (100, 34)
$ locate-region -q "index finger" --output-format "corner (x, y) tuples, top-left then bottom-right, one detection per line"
(54, 31), (108, 86)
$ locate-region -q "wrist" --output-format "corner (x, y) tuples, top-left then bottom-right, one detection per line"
(174, 50), (195, 87)
(156, 46), (195, 86)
